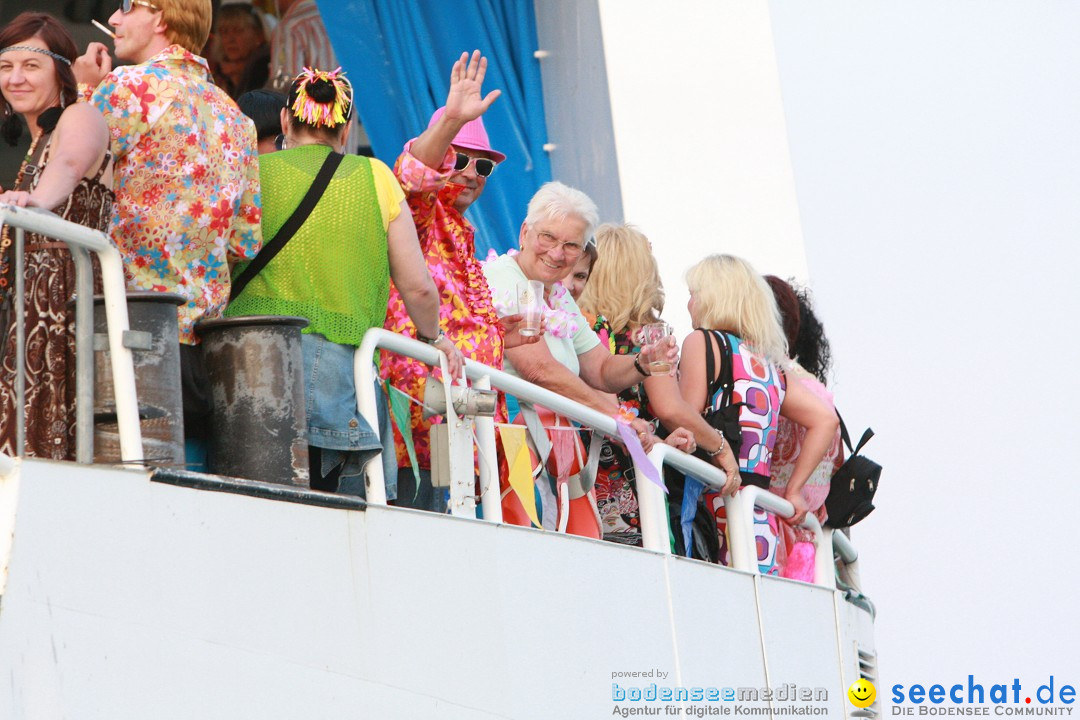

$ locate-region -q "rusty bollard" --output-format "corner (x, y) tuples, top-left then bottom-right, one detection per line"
(92, 292), (186, 466)
(195, 316), (309, 487)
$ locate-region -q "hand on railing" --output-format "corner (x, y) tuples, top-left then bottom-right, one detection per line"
(706, 434), (740, 496)
(629, 417), (656, 452)
(0, 191), (36, 208)
(432, 334), (465, 379)
(498, 313), (543, 349)
(782, 487), (809, 526)
(663, 427), (696, 453)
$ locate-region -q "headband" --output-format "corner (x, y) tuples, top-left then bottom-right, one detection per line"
(0, 45), (73, 66)
(290, 67), (353, 128)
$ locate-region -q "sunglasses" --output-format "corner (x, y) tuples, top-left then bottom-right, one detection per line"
(120, 0), (160, 13)
(453, 152), (497, 178)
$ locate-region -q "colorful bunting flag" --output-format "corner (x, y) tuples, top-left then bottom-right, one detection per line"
(615, 422), (666, 493)
(386, 381), (422, 499)
(499, 425), (541, 528)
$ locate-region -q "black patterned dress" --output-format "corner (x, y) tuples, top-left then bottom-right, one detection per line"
(588, 317), (658, 546)
(0, 126), (112, 459)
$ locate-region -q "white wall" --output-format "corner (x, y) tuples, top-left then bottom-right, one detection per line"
(596, 0), (809, 340)
(533, 0), (625, 223)
(591, 0), (1080, 699)
(769, 0), (1080, 693)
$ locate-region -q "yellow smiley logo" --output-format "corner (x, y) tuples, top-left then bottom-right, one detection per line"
(848, 679), (876, 708)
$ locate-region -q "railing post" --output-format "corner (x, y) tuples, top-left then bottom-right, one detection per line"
(96, 249), (143, 464)
(725, 485), (760, 574)
(473, 375), (502, 523)
(441, 360), (476, 518)
(354, 337), (386, 505)
(640, 445), (671, 553)
(815, 525), (836, 589)
(71, 247), (95, 464)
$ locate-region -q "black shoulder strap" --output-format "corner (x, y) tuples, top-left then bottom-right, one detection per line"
(836, 409), (874, 456)
(229, 150), (344, 302)
(702, 329), (735, 409)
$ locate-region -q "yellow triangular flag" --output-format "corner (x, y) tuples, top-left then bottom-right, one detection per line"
(500, 425), (541, 528)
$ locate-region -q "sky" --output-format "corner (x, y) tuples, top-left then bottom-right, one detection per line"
(766, 0), (1080, 689)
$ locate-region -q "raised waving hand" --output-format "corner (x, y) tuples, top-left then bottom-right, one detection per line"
(443, 50), (501, 124)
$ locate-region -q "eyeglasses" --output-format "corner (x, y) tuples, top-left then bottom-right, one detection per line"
(532, 228), (586, 260)
(120, 0), (160, 13)
(453, 152), (497, 178)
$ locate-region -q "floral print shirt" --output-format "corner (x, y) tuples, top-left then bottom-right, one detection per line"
(90, 45), (262, 344)
(381, 140), (504, 469)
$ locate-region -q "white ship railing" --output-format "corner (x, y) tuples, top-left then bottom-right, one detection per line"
(0, 204), (143, 463)
(355, 328), (852, 589)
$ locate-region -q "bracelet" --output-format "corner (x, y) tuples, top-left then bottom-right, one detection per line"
(705, 431), (725, 457)
(633, 353), (651, 377)
(418, 329), (445, 345)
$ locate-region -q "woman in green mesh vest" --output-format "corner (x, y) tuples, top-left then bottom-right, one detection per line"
(226, 67), (464, 493)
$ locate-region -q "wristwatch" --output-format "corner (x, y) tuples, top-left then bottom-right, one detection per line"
(418, 329), (446, 345)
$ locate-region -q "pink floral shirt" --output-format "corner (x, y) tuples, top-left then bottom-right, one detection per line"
(381, 140), (504, 469)
(90, 45), (262, 344)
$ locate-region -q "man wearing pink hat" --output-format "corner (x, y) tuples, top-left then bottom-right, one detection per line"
(381, 50), (506, 510)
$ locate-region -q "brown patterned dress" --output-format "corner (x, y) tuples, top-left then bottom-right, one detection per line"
(0, 127), (113, 459)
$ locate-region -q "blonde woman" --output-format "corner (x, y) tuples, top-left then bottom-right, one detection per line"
(578, 225), (739, 546)
(678, 254), (836, 570)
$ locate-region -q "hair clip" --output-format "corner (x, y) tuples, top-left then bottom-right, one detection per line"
(291, 66), (353, 128)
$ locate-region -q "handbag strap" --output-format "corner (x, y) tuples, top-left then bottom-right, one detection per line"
(229, 150), (344, 302)
(836, 409), (875, 456)
(701, 329), (736, 411)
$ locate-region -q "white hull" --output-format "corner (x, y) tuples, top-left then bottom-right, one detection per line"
(1, 459), (874, 719)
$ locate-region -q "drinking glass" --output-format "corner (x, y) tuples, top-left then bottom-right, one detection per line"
(642, 322), (673, 375)
(517, 280), (544, 337)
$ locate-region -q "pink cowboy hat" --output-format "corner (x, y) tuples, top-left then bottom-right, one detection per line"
(427, 106), (507, 164)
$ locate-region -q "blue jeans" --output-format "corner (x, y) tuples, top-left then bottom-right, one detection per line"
(301, 333), (396, 500)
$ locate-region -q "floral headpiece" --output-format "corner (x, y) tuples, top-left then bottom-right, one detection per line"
(290, 66), (353, 128)
(0, 45), (72, 66)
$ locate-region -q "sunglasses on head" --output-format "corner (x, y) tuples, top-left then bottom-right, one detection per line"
(120, 0), (160, 13)
(453, 152), (497, 178)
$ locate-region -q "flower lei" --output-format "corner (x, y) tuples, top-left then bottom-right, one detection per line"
(482, 250), (582, 339)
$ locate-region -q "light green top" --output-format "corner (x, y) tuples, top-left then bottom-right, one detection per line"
(226, 144), (402, 346)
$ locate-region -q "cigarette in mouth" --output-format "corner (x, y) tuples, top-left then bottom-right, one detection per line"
(91, 19), (116, 39)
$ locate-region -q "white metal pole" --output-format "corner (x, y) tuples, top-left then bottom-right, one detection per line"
(443, 360), (475, 518)
(354, 338), (386, 505)
(473, 375), (502, 523)
(639, 445), (672, 553)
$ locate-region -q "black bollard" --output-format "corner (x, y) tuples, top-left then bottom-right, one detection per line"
(92, 292), (186, 466)
(196, 315), (309, 487)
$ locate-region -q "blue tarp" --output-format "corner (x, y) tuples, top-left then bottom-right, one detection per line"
(316, 0), (552, 257)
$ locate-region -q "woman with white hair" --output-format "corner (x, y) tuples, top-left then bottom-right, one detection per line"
(482, 182), (678, 535)
(677, 254), (837, 570)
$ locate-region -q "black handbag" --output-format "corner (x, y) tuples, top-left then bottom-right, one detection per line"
(824, 412), (882, 528)
(699, 329), (744, 457)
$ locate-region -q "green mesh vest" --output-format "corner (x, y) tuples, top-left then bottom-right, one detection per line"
(226, 145), (389, 347)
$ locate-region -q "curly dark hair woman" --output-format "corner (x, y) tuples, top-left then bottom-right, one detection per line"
(764, 276), (832, 385)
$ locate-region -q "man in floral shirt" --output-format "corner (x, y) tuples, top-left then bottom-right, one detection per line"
(74, 0), (261, 448)
(381, 51), (504, 510)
